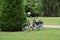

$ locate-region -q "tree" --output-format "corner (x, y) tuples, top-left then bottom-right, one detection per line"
(41, 0), (60, 17)
(0, 0), (27, 31)
(25, 0), (41, 17)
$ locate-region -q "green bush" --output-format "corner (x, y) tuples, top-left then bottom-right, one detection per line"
(0, 0), (27, 31)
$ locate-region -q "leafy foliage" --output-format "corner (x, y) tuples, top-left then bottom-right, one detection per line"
(25, 0), (60, 17)
(25, 0), (40, 17)
(0, 0), (27, 31)
(42, 0), (60, 17)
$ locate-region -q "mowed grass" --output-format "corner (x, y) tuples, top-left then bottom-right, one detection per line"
(0, 17), (60, 40)
(29, 17), (60, 25)
(0, 28), (60, 40)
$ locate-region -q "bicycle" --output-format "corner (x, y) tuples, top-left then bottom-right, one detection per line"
(22, 17), (44, 31)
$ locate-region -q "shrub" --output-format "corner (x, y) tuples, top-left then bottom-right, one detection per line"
(0, 0), (27, 31)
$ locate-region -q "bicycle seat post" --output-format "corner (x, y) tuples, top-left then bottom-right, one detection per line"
(27, 12), (31, 22)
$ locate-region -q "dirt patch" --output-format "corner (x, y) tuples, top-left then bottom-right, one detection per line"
(43, 25), (60, 28)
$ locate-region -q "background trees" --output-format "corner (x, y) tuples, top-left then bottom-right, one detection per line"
(0, 0), (27, 31)
(25, 0), (40, 17)
(41, 0), (60, 17)
(25, 0), (60, 17)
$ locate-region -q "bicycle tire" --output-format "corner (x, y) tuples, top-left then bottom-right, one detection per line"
(22, 22), (30, 31)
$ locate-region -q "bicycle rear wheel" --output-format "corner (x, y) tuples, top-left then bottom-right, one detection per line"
(22, 22), (30, 31)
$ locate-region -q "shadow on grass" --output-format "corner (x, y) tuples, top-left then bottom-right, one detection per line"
(0, 28), (42, 32)
(0, 29), (24, 32)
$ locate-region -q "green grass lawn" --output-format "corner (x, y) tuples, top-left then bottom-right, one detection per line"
(0, 17), (60, 40)
(0, 28), (60, 40)
(29, 17), (60, 25)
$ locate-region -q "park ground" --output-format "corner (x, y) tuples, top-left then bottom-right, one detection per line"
(0, 28), (60, 40)
(29, 17), (60, 25)
(0, 17), (60, 40)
